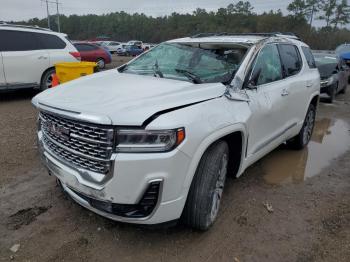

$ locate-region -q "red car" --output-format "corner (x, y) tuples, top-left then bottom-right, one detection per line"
(73, 42), (112, 70)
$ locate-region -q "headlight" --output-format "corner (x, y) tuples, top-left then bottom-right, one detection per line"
(115, 128), (185, 153)
(320, 76), (335, 87)
(327, 76), (335, 85)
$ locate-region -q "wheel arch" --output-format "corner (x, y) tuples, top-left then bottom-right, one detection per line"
(182, 123), (247, 190)
(39, 66), (55, 90)
(309, 93), (319, 110)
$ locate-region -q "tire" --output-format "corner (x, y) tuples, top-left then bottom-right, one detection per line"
(40, 68), (55, 91)
(181, 140), (229, 231)
(327, 84), (338, 104)
(287, 104), (316, 150)
(339, 84), (347, 94)
(96, 58), (106, 70)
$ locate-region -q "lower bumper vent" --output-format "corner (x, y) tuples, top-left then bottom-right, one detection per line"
(69, 181), (161, 218)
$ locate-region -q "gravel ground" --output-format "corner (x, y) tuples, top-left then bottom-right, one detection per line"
(0, 60), (349, 261)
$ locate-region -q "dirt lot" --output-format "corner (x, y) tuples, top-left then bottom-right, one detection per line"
(0, 57), (349, 261)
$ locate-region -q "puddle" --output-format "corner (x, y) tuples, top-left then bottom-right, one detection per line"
(262, 119), (350, 185)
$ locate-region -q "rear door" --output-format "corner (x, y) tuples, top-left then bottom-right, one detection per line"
(277, 44), (306, 130)
(0, 51), (5, 90)
(1, 30), (49, 88)
(246, 44), (292, 158)
(36, 32), (76, 65)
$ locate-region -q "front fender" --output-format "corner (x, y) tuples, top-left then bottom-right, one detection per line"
(181, 122), (247, 188)
(146, 97), (250, 203)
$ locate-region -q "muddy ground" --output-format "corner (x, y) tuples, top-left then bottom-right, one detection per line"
(0, 56), (349, 262)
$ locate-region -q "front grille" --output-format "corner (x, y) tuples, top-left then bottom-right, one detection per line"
(40, 111), (114, 174)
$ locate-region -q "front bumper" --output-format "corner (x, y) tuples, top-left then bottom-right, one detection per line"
(38, 130), (191, 224)
(320, 82), (335, 94)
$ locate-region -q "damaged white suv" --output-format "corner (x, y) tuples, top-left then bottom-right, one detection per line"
(33, 33), (320, 230)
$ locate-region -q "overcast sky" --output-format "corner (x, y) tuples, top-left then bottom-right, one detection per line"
(1, 0), (293, 21)
(1, 0), (328, 27)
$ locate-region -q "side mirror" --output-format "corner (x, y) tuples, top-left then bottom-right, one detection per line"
(247, 68), (261, 89)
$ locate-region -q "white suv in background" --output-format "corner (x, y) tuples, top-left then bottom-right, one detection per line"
(32, 33), (320, 230)
(101, 41), (124, 53)
(0, 24), (80, 91)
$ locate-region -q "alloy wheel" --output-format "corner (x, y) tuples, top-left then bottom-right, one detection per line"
(303, 109), (315, 145)
(210, 153), (228, 222)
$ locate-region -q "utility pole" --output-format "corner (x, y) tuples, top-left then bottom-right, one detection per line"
(56, 0), (60, 32)
(45, 0), (50, 29)
(42, 0), (62, 31)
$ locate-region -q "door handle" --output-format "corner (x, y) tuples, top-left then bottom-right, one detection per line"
(281, 89), (289, 97)
(306, 81), (313, 88)
(38, 56), (48, 60)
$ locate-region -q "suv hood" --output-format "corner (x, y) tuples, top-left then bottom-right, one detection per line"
(32, 70), (225, 126)
(317, 63), (337, 79)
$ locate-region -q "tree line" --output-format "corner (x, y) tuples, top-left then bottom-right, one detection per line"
(7, 0), (350, 50)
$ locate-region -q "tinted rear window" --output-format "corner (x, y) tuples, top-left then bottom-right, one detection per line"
(301, 46), (316, 69)
(74, 44), (98, 51)
(278, 44), (302, 77)
(0, 30), (40, 51)
(0, 30), (66, 51)
(37, 33), (66, 49)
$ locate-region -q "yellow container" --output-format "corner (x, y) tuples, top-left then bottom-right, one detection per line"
(55, 62), (97, 84)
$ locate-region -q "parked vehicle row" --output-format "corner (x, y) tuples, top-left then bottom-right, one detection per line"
(33, 33), (321, 230)
(91, 40), (155, 56)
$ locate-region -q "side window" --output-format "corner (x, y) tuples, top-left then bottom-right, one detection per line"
(251, 44), (283, 86)
(278, 44), (302, 77)
(36, 33), (66, 49)
(74, 44), (85, 51)
(0, 30), (40, 51)
(74, 44), (95, 51)
(301, 46), (316, 69)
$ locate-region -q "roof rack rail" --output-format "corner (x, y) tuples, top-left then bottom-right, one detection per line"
(191, 32), (301, 40)
(0, 23), (52, 32)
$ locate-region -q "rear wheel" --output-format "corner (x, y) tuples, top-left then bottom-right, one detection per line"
(287, 104), (316, 150)
(40, 68), (55, 91)
(181, 141), (229, 231)
(96, 58), (106, 70)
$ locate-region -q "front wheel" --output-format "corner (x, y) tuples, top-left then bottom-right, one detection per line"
(287, 104), (316, 150)
(339, 84), (347, 94)
(327, 83), (337, 103)
(181, 141), (229, 231)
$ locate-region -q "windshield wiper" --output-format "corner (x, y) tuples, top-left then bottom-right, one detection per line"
(175, 68), (202, 84)
(153, 59), (164, 78)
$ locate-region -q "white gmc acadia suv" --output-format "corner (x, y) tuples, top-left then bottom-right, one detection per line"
(0, 24), (80, 91)
(32, 33), (320, 230)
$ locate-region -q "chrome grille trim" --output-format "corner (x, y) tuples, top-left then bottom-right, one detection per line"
(43, 136), (111, 174)
(42, 129), (109, 163)
(39, 111), (115, 175)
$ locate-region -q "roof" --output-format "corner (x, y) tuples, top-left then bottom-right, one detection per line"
(169, 35), (266, 45)
(168, 33), (302, 46)
(0, 23), (66, 36)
